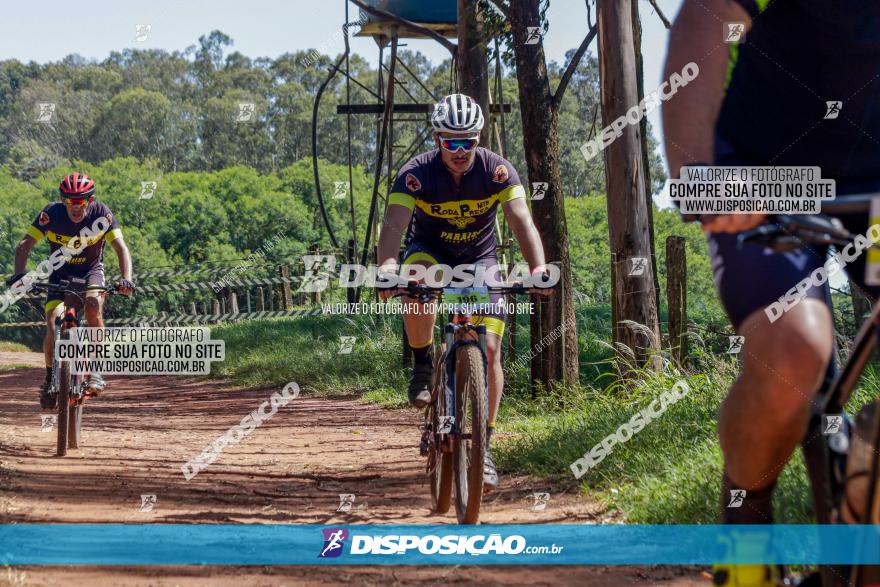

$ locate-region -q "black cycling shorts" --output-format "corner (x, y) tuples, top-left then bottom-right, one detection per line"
(709, 135), (880, 329)
(400, 241), (507, 338)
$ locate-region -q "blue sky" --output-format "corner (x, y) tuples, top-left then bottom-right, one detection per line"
(2, 0), (683, 167)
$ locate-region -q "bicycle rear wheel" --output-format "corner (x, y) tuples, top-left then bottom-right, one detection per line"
(56, 361), (71, 457)
(453, 343), (487, 524)
(430, 343), (453, 514)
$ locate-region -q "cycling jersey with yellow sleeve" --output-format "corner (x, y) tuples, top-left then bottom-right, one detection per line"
(388, 147), (526, 260)
(27, 201), (122, 278)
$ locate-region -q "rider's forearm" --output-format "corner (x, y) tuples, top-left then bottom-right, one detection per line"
(13, 239), (34, 274)
(662, 0), (748, 177)
(508, 214), (547, 272)
(377, 206), (411, 272)
(115, 243), (133, 281)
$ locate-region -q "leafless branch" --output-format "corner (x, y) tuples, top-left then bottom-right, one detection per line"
(348, 0), (457, 55)
(646, 0), (671, 29)
(552, 24), (598, 107)
(485, 0), (511, 19)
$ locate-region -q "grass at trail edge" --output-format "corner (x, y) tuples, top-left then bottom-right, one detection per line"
(210, 309), (879, 524)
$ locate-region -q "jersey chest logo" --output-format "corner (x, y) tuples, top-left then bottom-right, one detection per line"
(38, 211), (50, 226)
(450, 217), (475, 229)
(492, 164), (509, 184)
(405, 173), (422, 192)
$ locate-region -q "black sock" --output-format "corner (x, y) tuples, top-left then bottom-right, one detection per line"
(720, 471), (775, 524)
(411, 341), (433, 365)
(44, 367), (52, 382)
(487, 423), (494, 447)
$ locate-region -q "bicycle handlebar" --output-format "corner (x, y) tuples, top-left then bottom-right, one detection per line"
(29, 279), (123, 296)
(390, 282), (533, 300)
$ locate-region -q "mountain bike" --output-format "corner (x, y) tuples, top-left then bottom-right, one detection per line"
(393, 282), (529, 524)
(32, 278), (121, 457)
(737, 196), (880, 586)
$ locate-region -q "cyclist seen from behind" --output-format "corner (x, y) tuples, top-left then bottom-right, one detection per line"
(377, 94), (552, 490)
(664, 2), (880, 585)
(7, 173), (135, 409)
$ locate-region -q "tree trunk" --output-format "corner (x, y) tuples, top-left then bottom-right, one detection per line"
(631, 0), (660, 312)
(509, 0), (579, 389)
(666, 236), (687, 367)
(457, 0), (491, 145)
(597, 0), (661, 377)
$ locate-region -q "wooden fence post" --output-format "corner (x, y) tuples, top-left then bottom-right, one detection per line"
(229, 290), (239, 314)
(212, 299), (220, 315)
(308, 244), (322, 305)
(257, 287), (265, 311)
(666, 236), (687, 366)
(279, 264), (292, 309)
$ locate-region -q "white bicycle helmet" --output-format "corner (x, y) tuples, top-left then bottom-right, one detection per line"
(431, 94), (484, 134)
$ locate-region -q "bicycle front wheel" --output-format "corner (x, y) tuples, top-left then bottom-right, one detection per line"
(56, 361), (71, 457)
(453, 343), (487, 524)
(430, 343), (453, 514)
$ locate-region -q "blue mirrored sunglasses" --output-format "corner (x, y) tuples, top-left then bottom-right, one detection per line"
(440, 137), (479, 153)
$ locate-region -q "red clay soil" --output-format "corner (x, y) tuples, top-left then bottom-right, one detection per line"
(0, 356), (707, 586)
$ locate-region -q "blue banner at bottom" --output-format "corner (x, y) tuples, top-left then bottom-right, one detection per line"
(1, 524), (879, 565)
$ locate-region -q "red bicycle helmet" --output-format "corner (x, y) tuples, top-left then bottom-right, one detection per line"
(59, 172), (96, 198)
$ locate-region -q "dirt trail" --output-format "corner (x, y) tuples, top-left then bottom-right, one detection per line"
(0, 359), (706, 586)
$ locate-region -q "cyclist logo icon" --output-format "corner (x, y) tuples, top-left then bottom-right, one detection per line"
(727, 489), (746, 508)
(726, 336), (745, 354)
(333, 181), (349, 200)
(139, 494), (157, 513)
(319, 528), (349, 558)
(298, 254), (336, 293)
(724, 22), (745, 43)
(531, 182), (549, 201)
(628, 257), (648, 277)
(824, 101), (842, 120)
(140, 181), (157, 200)
(531, 492), (550, 511)
(525, 27), (543, 45)
(822, 415), (843, 435)
(431, 103), (449, 125)
(36, 102), (56, 123)
(40, 415), (57, 432)
(338, 336), (356, 355)
(438, 416), (454, 434)
(134, 24), (152, 42)
(236, 103), (256, 123)
(336, 493), (356, 512)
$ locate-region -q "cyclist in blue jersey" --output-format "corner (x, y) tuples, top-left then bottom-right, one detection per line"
(664, 2), (880, 585)
(377, 94), (552, 490)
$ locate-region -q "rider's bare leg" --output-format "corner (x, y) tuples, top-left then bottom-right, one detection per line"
(485, 332), (502, 425)
(43, 303), (65, 368)
(83, 290), (104, 328)
(718, 299), (832, 522)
